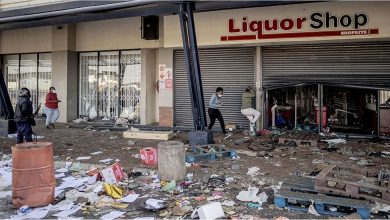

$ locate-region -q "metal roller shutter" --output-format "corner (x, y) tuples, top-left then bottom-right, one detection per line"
(174, 47), (255, 129)
(262, 42), (390, 90)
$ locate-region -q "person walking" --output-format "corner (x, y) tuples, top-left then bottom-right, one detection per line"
(14, 88), (34, 144)
(45, 86), (61, 129)
(241, 86), (260, 133)
(207, 87), (227, 135)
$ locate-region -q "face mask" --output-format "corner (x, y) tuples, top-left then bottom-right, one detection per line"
(218, 94), (222, 98)
(52, 90), (56, 93)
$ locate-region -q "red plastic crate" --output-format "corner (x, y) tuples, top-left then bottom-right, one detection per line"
(140, 147), (157, 165)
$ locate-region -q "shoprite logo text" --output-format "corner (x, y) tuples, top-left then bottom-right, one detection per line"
(220, 12), (379, 41)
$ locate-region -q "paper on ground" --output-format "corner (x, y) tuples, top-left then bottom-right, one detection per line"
(57, 176), (89, 190)
(76, 156), (91, 160)
(119, 194), (139, 203)
(99, 158), (113, 163)
(55, 188), (64, 198)
(145, 199), (165, 209)
(100, 211), (125, 220)
(53, 206), (81, 218)
(11, 205), (51, 219)
(90, 151), (103, 155)
(55, 173), (65, 178)
(0, 172), (12, 190)
(56, 168), (69, 173)
(0, 191), (11, 198)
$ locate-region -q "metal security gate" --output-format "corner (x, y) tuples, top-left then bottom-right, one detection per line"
(79, 50), (141, 122)
(262, 42), (390, 90)
(174, 47), (255, 129)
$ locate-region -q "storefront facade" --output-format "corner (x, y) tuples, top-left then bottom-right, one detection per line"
(1, 1), (390, 133)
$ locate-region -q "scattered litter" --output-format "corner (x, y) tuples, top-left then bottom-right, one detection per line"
(308, 204), (320, 216)
(192, 202), (225, 220)
(76, 156), (91, 161)
(247, 167), (260, 177)
(119, 194), (139, 203)
(103, 183), (123, 199)
(0, 191), (11, 198)
(312, 159), (324, 164)
(72, 118), (88, 124)
(128, 140), (136, 146)
(100, 211), (125, 220)
(53, 205), (81, 218)
(236, 187), (259, 202)
(323, 138), (346, 146)
(90, 151), (103, 155)
(110, 136), (119, 140)
(162, 180), (176, 193)
(55, 168), (69, 173)
(221, 200), (235, 207)
(99, 158), (113, 163)
(236, 149), (257, 157)
(143, 199), (167, 211)
(55, 173), (65, 178)
(100, 162), (125, 183)
(140, 147), (158, 165)
(11, 205), (51, 219)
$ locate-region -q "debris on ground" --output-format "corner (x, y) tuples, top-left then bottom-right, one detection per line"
(1, 124), (389, 219)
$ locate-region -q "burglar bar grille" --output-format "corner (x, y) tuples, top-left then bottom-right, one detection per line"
(174, 47), (255, 129)
(79, 50), (141, 121)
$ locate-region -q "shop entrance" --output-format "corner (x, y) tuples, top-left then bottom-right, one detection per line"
(266, 85), (390, 135)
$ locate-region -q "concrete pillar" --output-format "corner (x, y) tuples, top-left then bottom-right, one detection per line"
(157, 141), (186, 181)
(156, 48), (174, 127)
(140, 49), (157, 125)
(256, 46), (263, 130)
(51, 24), (77, 123)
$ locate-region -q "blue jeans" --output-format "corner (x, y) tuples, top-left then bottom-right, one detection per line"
(44, 107), (60, 126)
(16, 121), (32, 144)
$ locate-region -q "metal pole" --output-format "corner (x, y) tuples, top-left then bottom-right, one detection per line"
(377, 90), (381, 136)
(294, 87), (297, 129)
(186, 2), (207, 130)
(318, 84), (323, 133)
(178, 3), (199, 130)
(265, 90), (269, 129)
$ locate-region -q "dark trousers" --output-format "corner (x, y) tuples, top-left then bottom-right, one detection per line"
(16, 121), (33, 144)
(208, 108), (226, 134)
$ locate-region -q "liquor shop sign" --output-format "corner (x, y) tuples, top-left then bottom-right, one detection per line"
(220, 12), (379, 41)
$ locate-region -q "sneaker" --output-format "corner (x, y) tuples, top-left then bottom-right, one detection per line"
(46, 125), (51, 129)
(50, 123), (56, 129)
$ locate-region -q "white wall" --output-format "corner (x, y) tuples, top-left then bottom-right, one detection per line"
(164, 2), (390, 47)
(76, 18), (160, 51)
(0, 26), (52, 53)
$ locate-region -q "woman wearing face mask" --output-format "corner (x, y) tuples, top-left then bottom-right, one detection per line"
(44, 86), (61, 129)
(207, 87), (227, 135)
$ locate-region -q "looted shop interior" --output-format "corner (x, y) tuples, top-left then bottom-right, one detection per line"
(265, 84), (390, 136)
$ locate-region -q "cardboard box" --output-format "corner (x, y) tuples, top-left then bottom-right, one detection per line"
(100, 162), (125, 183)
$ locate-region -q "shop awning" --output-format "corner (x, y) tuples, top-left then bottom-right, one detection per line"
(0, 1), (301, 30)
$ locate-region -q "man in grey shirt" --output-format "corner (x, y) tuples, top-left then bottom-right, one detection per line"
(208, 87), (226, 135)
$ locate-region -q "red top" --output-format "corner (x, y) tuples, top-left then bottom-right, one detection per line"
(45, 92), (58, 109)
